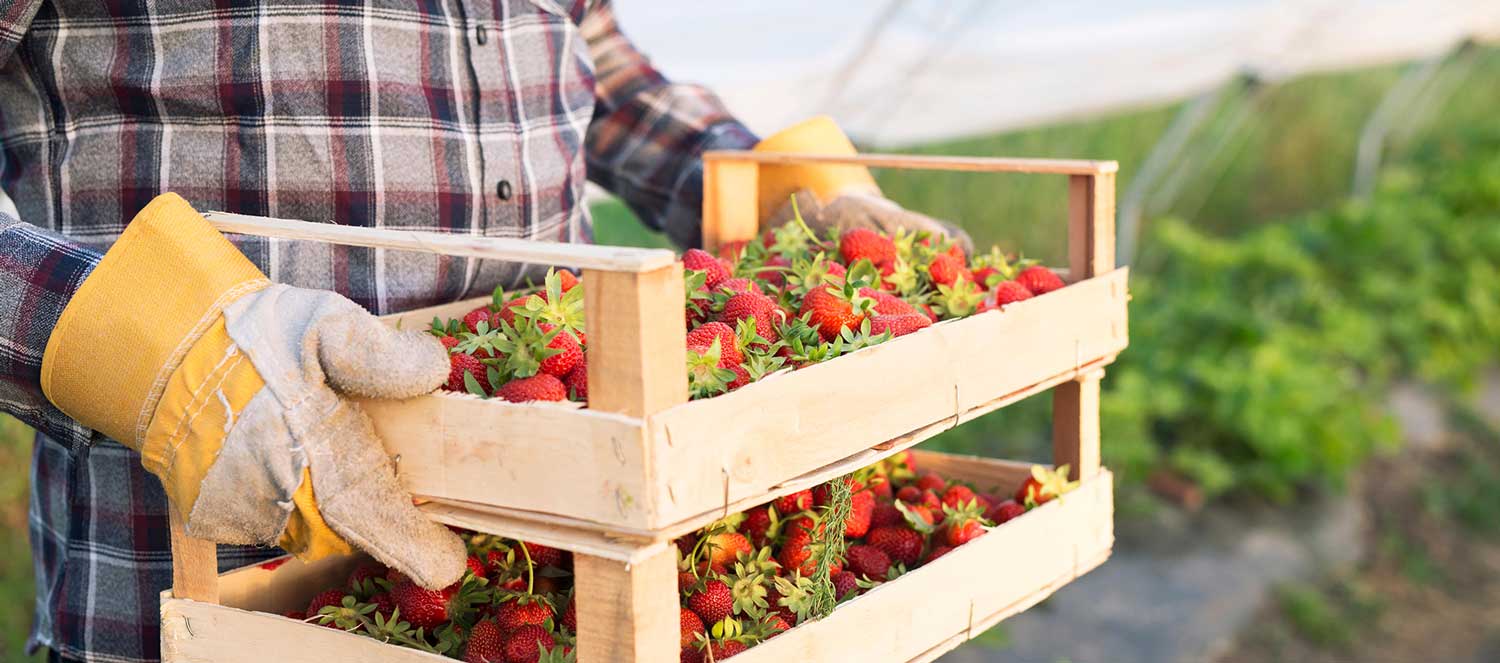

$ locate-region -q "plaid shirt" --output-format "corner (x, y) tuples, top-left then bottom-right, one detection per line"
(0, 1), (756, 660)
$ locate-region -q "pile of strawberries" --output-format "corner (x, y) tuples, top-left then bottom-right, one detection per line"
(432, 217), (1067, 403)
(289, 452), (1079, 661)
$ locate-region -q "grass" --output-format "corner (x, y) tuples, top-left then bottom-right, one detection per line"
(0, 415), (40, 661)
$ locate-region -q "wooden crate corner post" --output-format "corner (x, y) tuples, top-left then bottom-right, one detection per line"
(1055, 168), (1116, 482)
(701, 154), (761, 252)
(573, 545), (679, 663)
(169, 508), (220, 604)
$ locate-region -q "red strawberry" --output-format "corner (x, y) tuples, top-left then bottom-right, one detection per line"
(564, 362), (588, 401)
(902, 503), (937, 528)
(845, 545), (891, 579)
(502, 624), (554, 663)
(708, 641), (747, 660)
(537, 324), (582, 377)
(703, 532), (752, 573)
(463, 306), (495, 333)
(945, 516), (986, 547)
(520, 541), (563, 568)
(686, 579), (734, 625)
(925, 545), (954, 563)
(845, 489), (875, 538)
(915, 473), (946, 492)
(869, 475), (893, 501)
(832, 570), (859, 600)
(776, 526), (818, 577)
(464, 618), (505, 663)
(683, 249), (730, 288)
(774, 490), (813, 515)
(941, 485), (977, 509)
(369, 592), (396, 619)
(895, 485), (922, 503)
(495, 295), (531, 327)
(686, 322), (742, 366)
(282, 610), (306, 621)
(993, 280), (1034, 306)
(799, 285), (868, 341)
(717, 240), (749, 261)
(447, 353), (491, 393)
(390, 580), (461, 630)
(346, 563), (383, 591)
(987, 499), (1026, 524)
(561, 596), (577, 632)
(870, 502), (902, 528)
(718, 291), (780, 340)
(972, 265), (1002, 288)
(927, 254), (971, 286)
(495, 374), (567, 402)
(762, 612), (792, 637)
(866, 526), (923, 567)
(1015, 265), (1065, 295)
(727, 365), (751, 390)
(467, 555), (488, 579)
(857, 287), (915, 315)
(680, 607), (705, 648)
(556, 269), (579, 293)
(305, 589), (346, 619)
(741, 506), (775, 547)
(869, 313), (931, 337)
(495, 598), (553, 632)
(762, 254), (792, 289)
(718, 277), (760, 295)
(839, 228), (896, 267)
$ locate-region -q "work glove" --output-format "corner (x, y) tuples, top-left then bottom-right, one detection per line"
(41, 194), (465, 589)
(754, 116), (975, 256)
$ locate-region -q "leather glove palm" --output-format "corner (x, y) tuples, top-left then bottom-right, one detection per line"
(41, 194), (465, 589)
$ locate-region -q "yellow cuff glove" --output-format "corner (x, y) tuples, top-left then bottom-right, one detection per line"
(753, 116), (974, 255)
(41, 194), (465, 589)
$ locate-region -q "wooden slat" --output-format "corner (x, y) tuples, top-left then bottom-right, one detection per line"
(169, 509), (220, 604)
(706, 150), (1119, 176)
(574, 546), (678, 663)
(646, 269), (1128, 527)
(701, 157), (761, 252)
(212, 554), (368, 616)
(417, 502), (666, 563)
(356, 393), (658, 528)
(1053, 369), (1104, 481)
(162, 599), (449, 663)
(1068, 173), (1117, 279)
(583, 265), (689, 418)
(203, 212), (677, 273)
(731, 469), (1114, 663)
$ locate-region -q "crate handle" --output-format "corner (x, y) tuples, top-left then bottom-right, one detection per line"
(202, 211), (678, 274)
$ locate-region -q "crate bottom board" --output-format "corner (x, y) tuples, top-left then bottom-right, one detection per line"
(161, 456), (1113, 663)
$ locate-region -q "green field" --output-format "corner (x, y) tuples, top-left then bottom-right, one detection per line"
(4, 47), (1499, 659)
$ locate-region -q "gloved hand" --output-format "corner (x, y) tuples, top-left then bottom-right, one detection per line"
(41, 194), (465, 589)
(754, 116), (975, 256)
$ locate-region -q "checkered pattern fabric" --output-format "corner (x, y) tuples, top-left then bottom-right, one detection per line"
(0, 1), (756, 660)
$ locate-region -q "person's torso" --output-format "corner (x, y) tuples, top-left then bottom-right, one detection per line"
(0, 0), (598, 314)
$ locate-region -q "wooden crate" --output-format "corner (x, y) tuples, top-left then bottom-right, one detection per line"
(197, 152), (1124, 537)
(161, 451), (1114, 663)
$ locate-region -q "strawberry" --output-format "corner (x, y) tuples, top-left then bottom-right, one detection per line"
(726, 365), (751, 390)
(464, 618), (505, 663)
(495, 598), (553, 632)
(390, 580), (462, 630)
(703, 532), (752, 573)
(495, 295), (531, 327)
(895, 485), (922, 503)
(520, 541), (563, 568)
(717, 291), (780, 340)
(686, 322), (742, 366)
(560, 596), (577, 632)
(495, 374), (567, 402)
(845, 489), (875, 538)
(971, 265), (1002, 288)
(761, 254), (792, 289)
(502, 624), (554, 663)
(870, 502), (902, 528)
(839, 228), (896, 267)
(707, 640), (747, 660)
(915, 472), (946, 492)
(774, 490), (813, 515)
(305, 589), (347, 619)
(717, 240), (749, 261)
(447, 352), (491, 394)
(798, 285), (870, 341)
(924, 545), (954, 563)
(369, 592), (396, 620)
(869, 313), (931, 337)
(741, 506), (775, 547)
(1015, 465), (1079, 507)
(993, 280), (1034, 306)
(832, 570), (859, 600)
(762, 612), (792, 637)
(467, 555), (488, 578)
(717, 277), (760, 295)
(346, 563), (383, 591)
(680, 607), (705, 648)
(927, 254), (971, 286)
(556, 269), (579, 293)
(845, 545), (891, 579)
(463, 306), (495, 333)
(866, 525), (923, 567)
(943, 502), (988, 547)
(987, 499), (1026, 524)
(941, 485), (977, 509)
(536, 324), (582, 377)
(776, 526), (819, 577)
(1015, 265), (1065, 295)
(859, 283), (911, 311)
(683, 249), (730, 288)
(282, 610), (306, 621)
(869, 475), (894, 501)
(686, 579), (734, 625)
(564, 362), (588, 401)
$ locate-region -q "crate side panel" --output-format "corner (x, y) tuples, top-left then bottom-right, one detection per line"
(649, 271), (1127, 526)
(358, 394), (655, 529)
(161, 599), (449, 663)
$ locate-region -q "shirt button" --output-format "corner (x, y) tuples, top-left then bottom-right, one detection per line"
(496, 180), (512, 201)
(475, 25), (488, 45)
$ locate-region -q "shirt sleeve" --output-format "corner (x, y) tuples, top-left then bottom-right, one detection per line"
(0, 0), (42, 64)
(580, 0), (759, 249)
(0, 211), (102, 448)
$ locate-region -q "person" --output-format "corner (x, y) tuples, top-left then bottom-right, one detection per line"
(0, 2), (964, 661)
